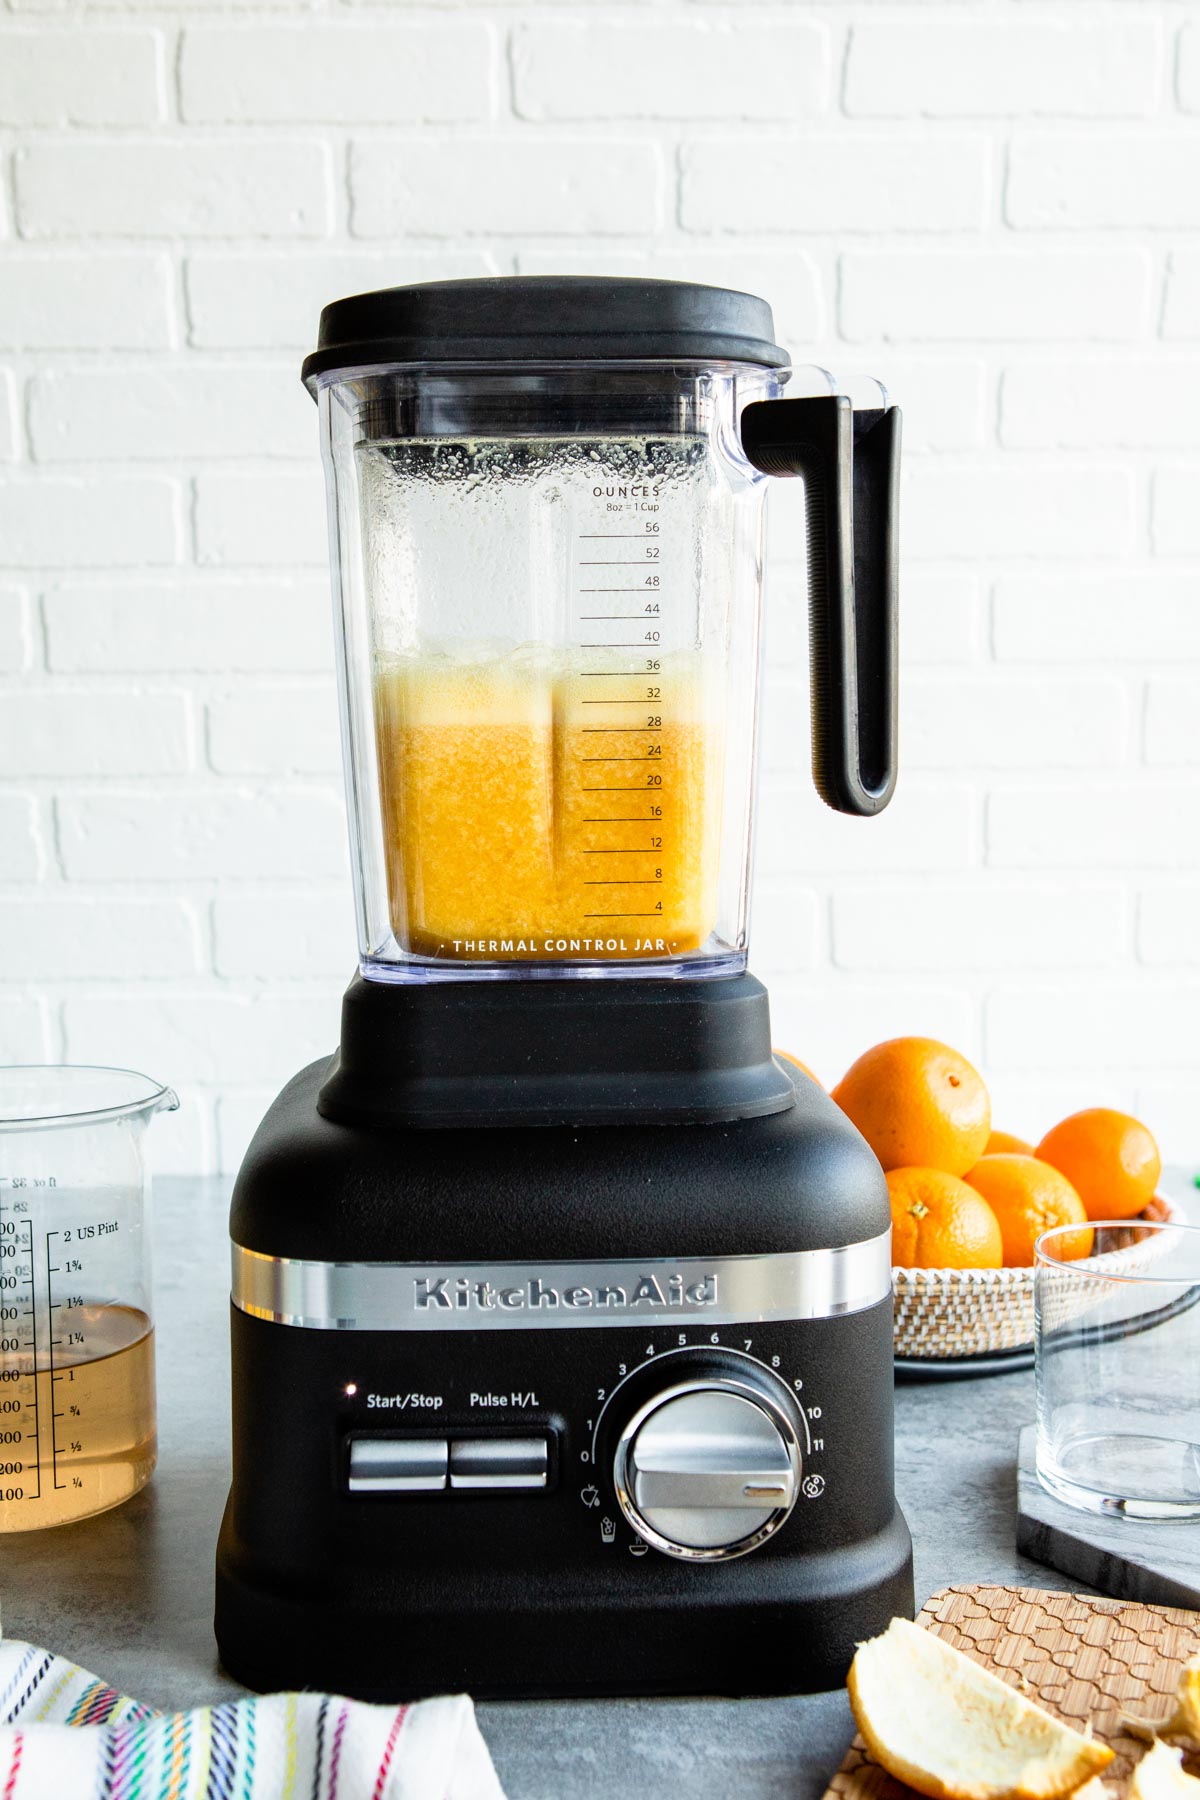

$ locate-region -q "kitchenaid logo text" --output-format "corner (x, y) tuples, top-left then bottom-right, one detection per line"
(413, 1272), (719, 1313)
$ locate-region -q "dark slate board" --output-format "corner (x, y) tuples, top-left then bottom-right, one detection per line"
(1016, 1423), (1200, 1608)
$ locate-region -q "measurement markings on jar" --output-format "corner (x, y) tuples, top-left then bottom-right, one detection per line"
(45, 1234), (65, 1488)
(24, 1219), (40, 1499)
(575, 512), (669, 930)
(0, 1200), (42, 1505)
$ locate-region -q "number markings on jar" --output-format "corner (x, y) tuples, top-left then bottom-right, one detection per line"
(0, 1194), (41, 1503)
(575, 514), (671, 923)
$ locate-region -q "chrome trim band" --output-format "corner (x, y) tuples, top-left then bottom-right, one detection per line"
(230, 1233), (892, 1332)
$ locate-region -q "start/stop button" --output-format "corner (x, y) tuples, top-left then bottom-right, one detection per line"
(348, 1437), (447, 1493)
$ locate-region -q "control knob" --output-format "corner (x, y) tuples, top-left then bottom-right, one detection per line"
(612, 1363), (803, 1561)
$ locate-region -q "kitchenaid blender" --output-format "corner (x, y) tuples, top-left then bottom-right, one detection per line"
(215, 277), (912, 1698)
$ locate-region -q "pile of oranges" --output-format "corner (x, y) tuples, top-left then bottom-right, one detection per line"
(780, 1039), (1162, 1270)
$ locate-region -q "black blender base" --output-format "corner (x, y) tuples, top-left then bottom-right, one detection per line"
(215, 1509), (913, 1701)
(217, 975), (913, 1701)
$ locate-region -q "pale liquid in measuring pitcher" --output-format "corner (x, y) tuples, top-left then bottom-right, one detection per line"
(0, 1306), (156, 1531)
(374, 655), (724, 962)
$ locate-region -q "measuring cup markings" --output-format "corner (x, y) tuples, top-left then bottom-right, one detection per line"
(0, 1203), (42, 1504)
(48, 1224), (116, 1493)
(0, 1179), (154, 1528)
(573, 486), (678, 941)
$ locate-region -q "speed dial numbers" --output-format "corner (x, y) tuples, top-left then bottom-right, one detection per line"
(587, 1343), (825, 1562)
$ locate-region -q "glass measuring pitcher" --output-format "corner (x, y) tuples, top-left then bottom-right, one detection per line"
(305, 277), (899, 982)
(0, 1067), (177, 1532)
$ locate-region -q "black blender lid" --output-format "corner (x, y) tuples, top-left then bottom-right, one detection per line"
(301, 275), (789, 386)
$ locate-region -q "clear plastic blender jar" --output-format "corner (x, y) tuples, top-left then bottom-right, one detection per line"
(0, 1066), (177, 1532)
(306, 277), (897, 983)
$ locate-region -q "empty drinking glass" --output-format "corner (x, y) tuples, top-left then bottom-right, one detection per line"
(1035, 1220), (1200, 1521)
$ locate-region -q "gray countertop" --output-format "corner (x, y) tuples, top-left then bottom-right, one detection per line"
(0, 1176), (1090, 1798)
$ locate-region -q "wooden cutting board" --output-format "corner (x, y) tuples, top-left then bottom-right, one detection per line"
(824, 1586), (1200, 1800)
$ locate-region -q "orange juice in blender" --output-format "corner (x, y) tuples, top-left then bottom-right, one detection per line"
(374, 652), (723, 963)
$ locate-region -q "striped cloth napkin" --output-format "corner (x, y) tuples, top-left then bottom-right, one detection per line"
(0, 1634), (504, 1799)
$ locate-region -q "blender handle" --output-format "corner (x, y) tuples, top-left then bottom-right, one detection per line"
(740, 394), (900, 817)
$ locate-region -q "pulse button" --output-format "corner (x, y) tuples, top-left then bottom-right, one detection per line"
(449, 1436), (548, 1490)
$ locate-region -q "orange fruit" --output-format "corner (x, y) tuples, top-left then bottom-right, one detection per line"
(965, 1154), (1092, 1267)
(1130, 1741), (1200, 1800)
(1035, 1108), (1161, 1223)
(774, 1049), (822, 1087)
(887, 1167), (1003, 1270)
(849, 1617), (1114, 1800)
(832, 1038), (991, 1176)
(984, 1130), (1034, 1157)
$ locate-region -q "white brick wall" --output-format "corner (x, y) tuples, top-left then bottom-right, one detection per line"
(0, 254), (174, 349)
(192, 468), (327, 565)
(843, 19), (1162, 119)
(15, 139), (335, 237)
(0, 687), (194, 774)
(0, 374), (16, 462)
(1144, 678), (1200, 765)
(511, 20), (829, 120)
(0, 475), (181, 566)
(0, 589), (31, 673)
(352, 138), (665, 235)
(1007, 133), (1200, 230)
(0, 30), (164, 127)
(178, 22), (494, 123)
(3, 3), (1200, 1175)
(28, 365), (309, 460)
(840, 250), (1151, 342)
(681, 136), (989, 234)
(1152, 466), (1200, 554)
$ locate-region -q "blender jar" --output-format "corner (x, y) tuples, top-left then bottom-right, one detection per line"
(0, 1066), (177, 1532)
(305, 278), (897, 983)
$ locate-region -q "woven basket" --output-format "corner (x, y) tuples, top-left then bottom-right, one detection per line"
(892, 1195), (1186, 1360)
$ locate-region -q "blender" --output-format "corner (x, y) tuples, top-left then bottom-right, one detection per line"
(215, 277), (913, 1698)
